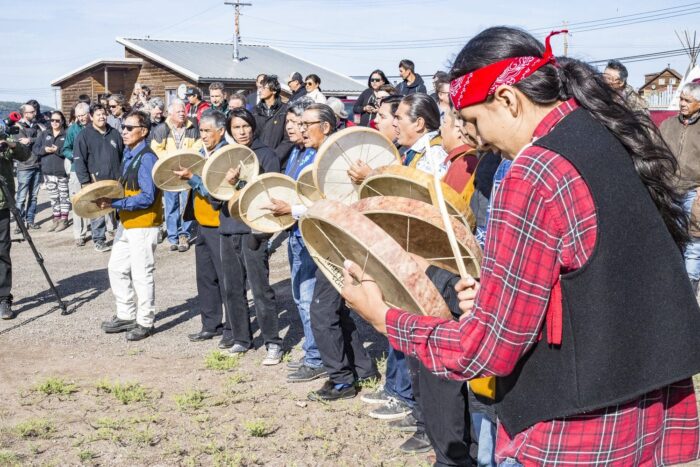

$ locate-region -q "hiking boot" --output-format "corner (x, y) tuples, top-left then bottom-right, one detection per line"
(126, 324), (154, 341)
(262, 344), (283, 366)
(308, 380), (357, 402)
(360, 387), (390, 404)
(101, 316), (137, 333)
(399, 431), (431, 453)
(46, 219), (58, 232)
(178, 235), (190, 252)
(228, 343), (250, 355)
(369, 397), (412, 420)
(55, 219), (69, 232)
(0, 300), (14, 320)
(27, 222), (40, 230)
(94, 241), (111, 252)
(388, 413), (418, 432)
(287, 364), (328, 383)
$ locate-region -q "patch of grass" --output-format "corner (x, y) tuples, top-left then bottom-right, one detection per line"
(127, 428), (160, 446)
(33, 377), (78, 396)
(95, 381), (150, 404)
(226, 373), (247, 386)
(94, 417), (124, 430)
(0, 450), (21, 466)
(15, 419), (55, 439)
(174, 389), (207, 412)
(375, 353), (388, 374)
(78, 449), (98, 462)
(204, 351), (240, 371)
(243, 419), (272, 438)
(212, 450), (244, 467)
(355, 376), (381, 391)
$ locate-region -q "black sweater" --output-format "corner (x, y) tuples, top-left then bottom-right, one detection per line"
(353, 88), (379, 127)
(73, 124), (124, 185)
(33, 128), (67, 177)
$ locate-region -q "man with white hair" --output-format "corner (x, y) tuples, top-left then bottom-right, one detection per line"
(660, 82), (700, 290)
(62, 102), (91, 246)
(150, 99), (202, 252)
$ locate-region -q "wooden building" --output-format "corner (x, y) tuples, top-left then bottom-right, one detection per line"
(51, 37), (365, 116)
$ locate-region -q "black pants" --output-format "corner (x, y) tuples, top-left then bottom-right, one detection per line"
(408, 356), (472, 467)
(0, 209), (11, 299)
(195, 226), (225, 333)
(310, 270), (376, 385)
(220, 233), (281, 348)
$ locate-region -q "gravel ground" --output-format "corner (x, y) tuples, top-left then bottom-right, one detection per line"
(0, 190), (424, 466)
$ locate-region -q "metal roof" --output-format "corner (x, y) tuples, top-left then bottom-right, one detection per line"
(50, 58), (143, 87)
(116, 37), (366, 94)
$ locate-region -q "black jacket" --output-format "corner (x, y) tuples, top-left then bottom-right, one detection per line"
(73, 124), (124, 185)
(396, 74), (427, 96)
(254, 97), (293, 167)
(353, 88), (380, 127)
(214, 139), (281, 235)
(289, 87), (307, 104)
(33, 128), (67, 177)
(16, 120), (46, 170)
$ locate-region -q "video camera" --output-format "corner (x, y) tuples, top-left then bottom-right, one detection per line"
(0, 112), (22, 152)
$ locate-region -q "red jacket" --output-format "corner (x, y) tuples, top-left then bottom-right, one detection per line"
(185, 101), (211, 124)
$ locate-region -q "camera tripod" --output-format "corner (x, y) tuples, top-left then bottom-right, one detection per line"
(0, 175), (69, 315)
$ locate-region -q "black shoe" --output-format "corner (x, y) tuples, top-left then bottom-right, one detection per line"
(13, 227), (21, 235)
(126, 325), (154, 341)
(218, 336), (236, 349)
(287, 364), (328, 383)
(101, 316), (137, 333)
(28, 223), (40, 230)
(188, 329), (223, 342)
(308, 380), (357, 402)
(286, 359), (304, 370)
(399, 431), (432, 453)
(388, 413), (419, 433)
(0, 300), (14, 320)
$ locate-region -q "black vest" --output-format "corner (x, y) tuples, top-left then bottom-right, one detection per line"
(495, 108), (700, 437)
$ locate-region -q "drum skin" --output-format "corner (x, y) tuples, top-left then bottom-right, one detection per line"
(201, 144), (259, 201)
(152, 150), (205, 192)
(238, 173), (300, 233)
(71, 180), (124, 219)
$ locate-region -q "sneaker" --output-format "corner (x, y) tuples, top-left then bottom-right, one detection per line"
(157, 228), (166, 244)
(287, 365), (328, 383)
(101, 316), (137, 333)
(169, 243), (178, 252)
(308, 380), (357, 402)
(55, 219), (69, 232)
(178, 235), (190, 252)
(399, 431), (431, 453)
(0, 300), (14, 320)
(126, 324), (154, 341)
(388, 413), (418, 432)
(94, 241), (111, 252)
(228, 343), (249, 355)
(13, 227), (21, 235)
(369, 397), (412, 420)
(28, 223), (40, 230)
(286, 359), (304, 370)
(360, 387), (390, 404)
(47, 219), (58, 232)
(75, 238), (86, 247)
(262, 344), (283, 366)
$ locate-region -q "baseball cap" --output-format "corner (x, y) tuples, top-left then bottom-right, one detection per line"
(286, 72), (303, 85)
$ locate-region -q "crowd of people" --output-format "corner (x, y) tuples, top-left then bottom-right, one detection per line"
(1, 32), (700, 465)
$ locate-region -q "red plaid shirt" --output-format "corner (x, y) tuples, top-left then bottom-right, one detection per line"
(386, 99), (700, 466)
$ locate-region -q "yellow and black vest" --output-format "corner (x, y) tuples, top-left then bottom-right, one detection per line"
(192, 192), (220, 227)
(118, 146), (163, 229)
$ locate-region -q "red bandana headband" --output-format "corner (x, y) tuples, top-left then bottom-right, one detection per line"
(449, 30), (568, 110)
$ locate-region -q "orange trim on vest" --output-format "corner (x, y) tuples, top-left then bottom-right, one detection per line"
(119, 188), (164, 229)
(193, 192), (220, 227)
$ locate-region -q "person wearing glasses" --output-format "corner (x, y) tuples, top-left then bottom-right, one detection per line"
(303, 74), (327, 104)
(353, 70), (388, 127)
(107, 94), (129, 133)
(603, 60), (648, 113)
(94, 110), (162, 342)
(63, 103), (91, 246)
(434, 79), (452, 123)
(73, 103), (124, 252)
(14, 103), (46, 232)
(33, 111), (70, 232)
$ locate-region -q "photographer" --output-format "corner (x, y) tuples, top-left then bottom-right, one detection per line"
(0, 129), (30, 319)
(15, 103), (46, 232)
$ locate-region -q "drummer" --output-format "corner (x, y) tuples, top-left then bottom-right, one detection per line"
(267, 103), (378, 399)
(172, 109), (230, 344)
(94, 110), (163, 341)
(215, 108), (284, 365)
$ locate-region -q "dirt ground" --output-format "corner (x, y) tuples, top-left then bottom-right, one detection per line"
(0, 192), (427, 466)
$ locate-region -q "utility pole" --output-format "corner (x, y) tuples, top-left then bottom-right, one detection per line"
(563, 21), (569, 56)
(224, 0), (252, 62)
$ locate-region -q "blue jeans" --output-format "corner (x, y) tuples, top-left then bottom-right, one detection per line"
(164, 191), (192, 244)
(384, 347), (414, 406)
(288, 234), (322, 368)
(91, 215), (106, 243)
(15, 168), (41, 223)
(683, 190), (700, 281)
(472, 412), (497, 467)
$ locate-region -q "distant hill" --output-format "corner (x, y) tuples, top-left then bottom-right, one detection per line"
(0, 101), (55, 120)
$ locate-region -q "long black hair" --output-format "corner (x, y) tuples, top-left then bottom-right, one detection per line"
(450, 26), (688, 249)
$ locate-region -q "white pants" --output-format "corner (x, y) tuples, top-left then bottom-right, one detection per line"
(108, 224), (159, 327)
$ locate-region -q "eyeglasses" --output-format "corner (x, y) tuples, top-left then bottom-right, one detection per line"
(370, 78), (382, 83)
(299, 121), (321, 130)
(109, 105), (118, 109)
(121, 125), (145, 132)
(50, 119), (62, 123)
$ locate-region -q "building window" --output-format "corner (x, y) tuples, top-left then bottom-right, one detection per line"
(658, 78), (665, 85)
(670, 78), (677, 85)
(165, 89), (177, 106)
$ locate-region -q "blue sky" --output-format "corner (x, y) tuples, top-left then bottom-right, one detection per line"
(1, 0), (698, 108)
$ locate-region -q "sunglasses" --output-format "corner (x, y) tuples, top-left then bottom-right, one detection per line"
(305, 82), (314, 86)
(121, 125), (145, 132)
(50, 119), (62, 123)
(370, 78), (382, 82)
(109, 105), (118, 108)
